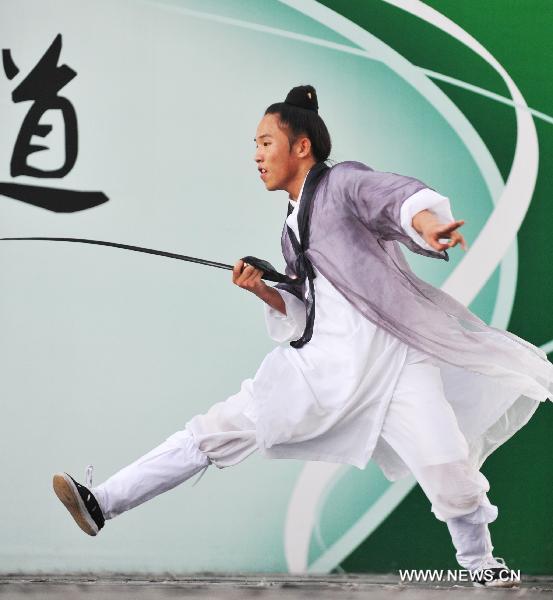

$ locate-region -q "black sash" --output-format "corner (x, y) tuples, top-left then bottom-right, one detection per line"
(284, 162), (330, 349)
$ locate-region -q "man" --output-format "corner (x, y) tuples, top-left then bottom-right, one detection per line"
(54, 85), (551, 587)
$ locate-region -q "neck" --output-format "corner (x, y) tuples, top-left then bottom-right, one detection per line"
(288, 160), (316, 201)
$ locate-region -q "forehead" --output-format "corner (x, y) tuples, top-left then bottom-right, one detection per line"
(255, 113), (285, 140)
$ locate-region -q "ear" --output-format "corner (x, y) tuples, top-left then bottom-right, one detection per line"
(295, 136), (312, 159)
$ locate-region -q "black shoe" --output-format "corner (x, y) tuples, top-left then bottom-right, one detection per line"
(53, 468), (105, 536)
(471, 557), (520, 588)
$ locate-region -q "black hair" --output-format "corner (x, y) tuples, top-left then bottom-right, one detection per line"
(265, 85), (332, 163)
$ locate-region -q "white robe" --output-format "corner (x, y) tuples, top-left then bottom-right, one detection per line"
(186, 177), (533, 481)
(250, 182), (461, 475)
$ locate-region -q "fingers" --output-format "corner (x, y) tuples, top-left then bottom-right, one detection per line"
(232, 259), (264, 290)
(248, 269), (264, 288)
(432, 220), (469, 252)
(242, 265), (263, 285)
(448, 232), (468, 251)
(438, 219), (465, 235)
(240, 266), (264, 290)
(441, 232), (468, 251)
(232, 259), (245, 284)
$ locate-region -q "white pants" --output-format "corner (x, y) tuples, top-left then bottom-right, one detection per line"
(92, 354), (498, 571)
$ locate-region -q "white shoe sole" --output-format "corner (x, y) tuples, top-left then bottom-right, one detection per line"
(52, 473), (99, 536)
(473, 579), (520, 588)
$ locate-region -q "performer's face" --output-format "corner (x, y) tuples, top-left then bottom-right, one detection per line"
(254, 113), (312, 193)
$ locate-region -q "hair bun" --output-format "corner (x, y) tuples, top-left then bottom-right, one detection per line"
(284, 85), (319, 112)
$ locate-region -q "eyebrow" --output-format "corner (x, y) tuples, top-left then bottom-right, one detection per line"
(254, 134), (273, 142)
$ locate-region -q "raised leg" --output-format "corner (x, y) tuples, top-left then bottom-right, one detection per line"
(91, 429), (210, 519)
(93, 378), (259, 519)
(55, 378), (259, 532)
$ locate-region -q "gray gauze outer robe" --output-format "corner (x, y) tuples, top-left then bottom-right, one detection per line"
(270, 160), (553, 471)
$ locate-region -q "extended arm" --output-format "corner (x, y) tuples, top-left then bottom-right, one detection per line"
(337, 162), (463, 260)
(400, 187), (467, 252)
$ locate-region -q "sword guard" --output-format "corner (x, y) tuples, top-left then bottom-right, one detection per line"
(241, 255), (293, 284)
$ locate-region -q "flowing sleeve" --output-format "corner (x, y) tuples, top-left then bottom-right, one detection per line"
(400, 188), (455, 251)
(337, 161), (450, 261)
(264, 288), (307, 343)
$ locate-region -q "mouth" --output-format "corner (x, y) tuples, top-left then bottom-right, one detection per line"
(258, 167), (268, 180)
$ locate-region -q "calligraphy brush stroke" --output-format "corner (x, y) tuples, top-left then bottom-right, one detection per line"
(0, 183), (108, 212)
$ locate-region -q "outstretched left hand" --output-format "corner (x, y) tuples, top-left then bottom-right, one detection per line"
(423, 220), (468, 252)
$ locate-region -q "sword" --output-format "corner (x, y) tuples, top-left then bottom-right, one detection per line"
(0, 236), (296, 284)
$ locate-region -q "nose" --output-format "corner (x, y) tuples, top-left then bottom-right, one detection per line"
(254, 145), (263, 164)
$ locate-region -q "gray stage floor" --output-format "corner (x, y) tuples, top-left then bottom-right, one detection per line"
(1, 574), (552, 599)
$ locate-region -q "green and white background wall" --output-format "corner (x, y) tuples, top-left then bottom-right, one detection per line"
(0, 0), (551, 574)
